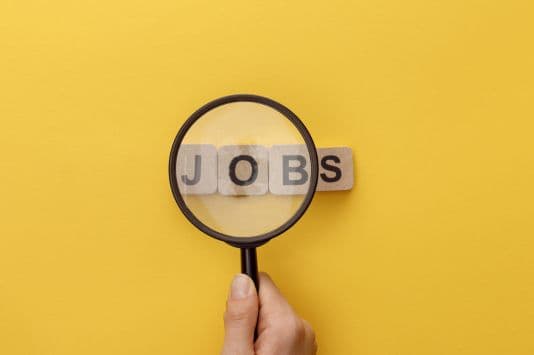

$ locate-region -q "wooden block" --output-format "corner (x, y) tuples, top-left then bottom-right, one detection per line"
(218, 145), (269, 195)
(269, 145), (311, 195)
(176, 144), (218, 195)
(317, 146), (353, 191)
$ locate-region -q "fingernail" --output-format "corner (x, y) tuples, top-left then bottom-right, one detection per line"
(230, 274), (252, 299)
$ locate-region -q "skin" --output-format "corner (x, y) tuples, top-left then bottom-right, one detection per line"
(221, 273), (317, 355)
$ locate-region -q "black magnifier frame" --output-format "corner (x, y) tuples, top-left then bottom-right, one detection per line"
(168, 94), (318, 291)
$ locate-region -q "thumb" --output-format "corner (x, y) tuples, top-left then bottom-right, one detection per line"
(221, 274), (258, 355)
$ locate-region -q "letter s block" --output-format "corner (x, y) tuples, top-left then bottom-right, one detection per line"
(317, 147), (353, 191)
(218, 145), (269, 195)
(269, 145), (310, 195)
(176, 144), (218, 195)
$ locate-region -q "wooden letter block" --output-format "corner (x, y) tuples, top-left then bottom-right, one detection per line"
(218, 145), (269, 195)
(176, 144), (218, 195)
(317, 146), (353, 191)
(269, 145), (310, 195)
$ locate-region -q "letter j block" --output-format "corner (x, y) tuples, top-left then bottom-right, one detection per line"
(176, 144), (218, 194)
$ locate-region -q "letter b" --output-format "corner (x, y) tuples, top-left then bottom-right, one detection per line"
(269, 145), (310, 195)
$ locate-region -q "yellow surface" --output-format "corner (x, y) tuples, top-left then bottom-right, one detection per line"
(1, 0), (533, 354)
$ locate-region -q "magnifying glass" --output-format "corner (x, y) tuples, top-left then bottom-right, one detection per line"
(168, 94), (318, 290)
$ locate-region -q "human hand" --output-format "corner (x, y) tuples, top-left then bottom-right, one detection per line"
(221, 273), (317, 355)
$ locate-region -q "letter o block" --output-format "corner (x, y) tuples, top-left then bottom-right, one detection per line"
(218, 145), (269, 195)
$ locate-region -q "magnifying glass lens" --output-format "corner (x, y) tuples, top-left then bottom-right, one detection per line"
(176, 101), (311, 238)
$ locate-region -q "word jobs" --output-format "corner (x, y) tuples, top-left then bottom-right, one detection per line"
(176, 145), (353, 195)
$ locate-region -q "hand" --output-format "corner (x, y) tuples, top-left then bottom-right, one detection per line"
(221, 273), (317, 355)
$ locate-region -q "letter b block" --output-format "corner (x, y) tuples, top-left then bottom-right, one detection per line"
(176, 144), (218, 194)
(218, 145), (269, 195)
(269, 145), (310, 195)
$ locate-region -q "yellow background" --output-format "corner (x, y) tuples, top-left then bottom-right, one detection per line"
(1, 0), (533, 354)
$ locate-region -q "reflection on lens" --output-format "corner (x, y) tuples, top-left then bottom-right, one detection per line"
(174, 101), (313, 238)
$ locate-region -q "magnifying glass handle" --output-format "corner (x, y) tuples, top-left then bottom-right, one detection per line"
(240, 247), (259, 290)
(240, 247), (259, 340)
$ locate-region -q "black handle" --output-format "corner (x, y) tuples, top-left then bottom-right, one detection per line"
(240, 247), (259, 290)
(240, 247), (259, 340)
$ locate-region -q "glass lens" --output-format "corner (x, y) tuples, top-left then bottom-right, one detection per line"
(174, 101), (312, 238)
